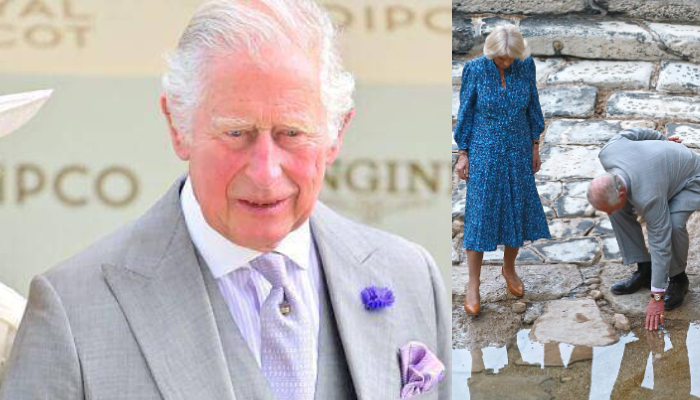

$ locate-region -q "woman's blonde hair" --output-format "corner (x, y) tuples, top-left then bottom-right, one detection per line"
(483, 25), (530, 60)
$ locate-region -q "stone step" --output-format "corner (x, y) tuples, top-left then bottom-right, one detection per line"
(539, 85), (597, 118)
(646, 22), (700, 61)
(666, 123), (700, 148)
(534, 57), (565, 84)
(546, 60), (653, 90)
(519, 18), (673, 61)
(657, 62), (700, 94)
(530, 237), (601, 263)
(607, 91), (700, 123)
(453, 0), (588, 15)
(601, 1), (700, 23)
(548, 218), (596, 239)
(543, 119), (654, 145)
(538, 145), (605, 181)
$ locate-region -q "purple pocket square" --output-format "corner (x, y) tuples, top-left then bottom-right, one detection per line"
(399, 341), (445, 398)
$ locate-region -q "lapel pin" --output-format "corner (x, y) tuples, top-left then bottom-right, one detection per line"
(361, 285), (395, 311)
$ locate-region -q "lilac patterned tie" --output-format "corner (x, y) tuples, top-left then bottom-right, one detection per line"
(250, 252), (316, 400)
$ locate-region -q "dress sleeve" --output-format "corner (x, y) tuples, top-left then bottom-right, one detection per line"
(453, 62), (477, 152)
(525, 57), (545, 141)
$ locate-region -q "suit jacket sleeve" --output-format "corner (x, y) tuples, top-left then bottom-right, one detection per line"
(0, 275), (84, 400)
(642, 197), (673, 289)
(416, 244), (451, 400)
(619, 127), (667, 142)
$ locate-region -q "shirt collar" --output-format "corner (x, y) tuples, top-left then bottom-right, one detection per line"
(180, 177), (311, 279)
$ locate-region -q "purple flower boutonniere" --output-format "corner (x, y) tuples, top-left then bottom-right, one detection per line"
(361, 285), (395, 311)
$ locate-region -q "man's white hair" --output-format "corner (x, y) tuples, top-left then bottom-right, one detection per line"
(162, 0), (355, 139)
(587, 172), (624, 208)
(483, 25), (531, 60)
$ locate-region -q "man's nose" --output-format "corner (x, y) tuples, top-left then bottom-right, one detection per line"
(246, 133), (282, 186)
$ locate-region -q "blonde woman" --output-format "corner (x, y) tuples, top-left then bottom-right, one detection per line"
(454, 25), (550, 315)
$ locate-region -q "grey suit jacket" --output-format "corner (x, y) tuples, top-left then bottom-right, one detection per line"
(599, 127), (700, 284)
(0, 179), (450, 400)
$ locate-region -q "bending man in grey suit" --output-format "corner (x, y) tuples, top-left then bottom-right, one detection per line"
(587, 127), (696, 331)
(0, 1), (450, 399)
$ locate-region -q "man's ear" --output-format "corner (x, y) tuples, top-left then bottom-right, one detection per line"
(160, 94), (191, 161)
(326, 108), (355, 165)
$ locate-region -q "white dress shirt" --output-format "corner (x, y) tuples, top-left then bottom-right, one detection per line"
(180, 178), (322, 367)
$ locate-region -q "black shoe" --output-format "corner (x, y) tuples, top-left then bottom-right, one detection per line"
(610, 262), (652, 295)
(664, 272), (689, 311)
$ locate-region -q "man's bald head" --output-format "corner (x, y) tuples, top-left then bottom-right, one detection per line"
(587, 173), (626, 214)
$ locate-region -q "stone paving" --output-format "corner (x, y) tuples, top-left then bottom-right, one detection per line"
(452, 5), (700, 351)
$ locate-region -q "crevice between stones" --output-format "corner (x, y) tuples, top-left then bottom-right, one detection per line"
(637, 20), (690, 61)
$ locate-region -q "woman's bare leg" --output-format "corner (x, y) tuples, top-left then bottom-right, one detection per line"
(502, 245), (522, 285)
(466, 250), (484, 305)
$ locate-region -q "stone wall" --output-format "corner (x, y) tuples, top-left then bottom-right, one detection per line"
(452, 1), (700, 301)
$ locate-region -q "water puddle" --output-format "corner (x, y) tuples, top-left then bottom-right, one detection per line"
(453, 320), (700, 399)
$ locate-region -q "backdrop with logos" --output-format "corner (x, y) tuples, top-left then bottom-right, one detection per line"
(0, 0), (451, 296)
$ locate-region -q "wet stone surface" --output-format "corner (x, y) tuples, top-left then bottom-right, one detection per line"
(530, 299), (619, 347)
(562, 179), (591, 198)
(657, 61), (700, 94)
(601, 235), (622, 261)
(607, 91), (700, 123)
(538, 85), (597, 118)
(536, 181), (562, 202)
(538, 145), (605, 181)
(591, 217), (613, 235)
(599, 263), (700, 320)
(531, 237), (600, 263)
(546, 60), (653, 90)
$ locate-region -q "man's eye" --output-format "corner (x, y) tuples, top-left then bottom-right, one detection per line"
(284, 129), (300, 137)
(225, 130), (244, 138)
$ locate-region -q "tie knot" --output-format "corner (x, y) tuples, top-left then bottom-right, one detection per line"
(250, 252), (287, 288)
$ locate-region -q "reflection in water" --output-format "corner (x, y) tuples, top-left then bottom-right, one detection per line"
(453, 320), (700, 399)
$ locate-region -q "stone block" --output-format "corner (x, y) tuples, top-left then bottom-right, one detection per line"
(648, 22), (700, 61)
(452, 301), (522, 350)
(538, 86), (597, 118)
(548, 218), (596, 239)
(453, 0), (587, 15)
(601, 0), (700, 23)
(657, 62), (700, 94)
(482, 246), (544, 264)
(530, 299), (619, 347)
(520, 18), (673, 61)
(532, 237), (600, 263)
(666, 123), (700, 149)
(600, 264), (700, 320)
(602, 236), (622, 261)
(534, 57), (565, 84)
(543, 204), (556, 218)
(591, 217), (614, 235)
(563, 179), (591, 198)
(544, 119), (652, 146)
(537, 181), (562, 202)
(607, 91), (700, 123)
(453, 60), (466, 85)
(554, 196), (594, 218)
(452, 14), (477, 55)
(538, 145), (605, 181)
(547, 60), (653, 89)
(452, 88), (460, 121)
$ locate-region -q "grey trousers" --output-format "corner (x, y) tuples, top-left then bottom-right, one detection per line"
(609, 200), (693, 288)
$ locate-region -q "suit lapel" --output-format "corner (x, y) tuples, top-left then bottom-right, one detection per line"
(310, 203), (400, 400)
(102, 180), (236, 400)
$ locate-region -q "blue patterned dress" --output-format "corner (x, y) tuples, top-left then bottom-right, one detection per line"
(454, 56), (550, 252)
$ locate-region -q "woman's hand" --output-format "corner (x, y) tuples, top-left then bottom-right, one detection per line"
(456, 153), (469, 181)
(532, 146), (542, 173)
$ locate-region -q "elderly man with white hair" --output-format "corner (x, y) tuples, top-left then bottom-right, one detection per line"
(0, 1), (449, 399)
(588, 126), (696, 331)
